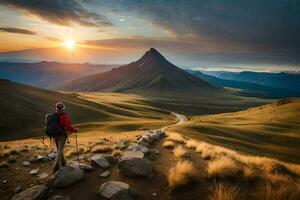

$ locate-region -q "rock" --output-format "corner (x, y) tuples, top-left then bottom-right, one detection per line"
(149, 149), (160, 155)
(37, 155), (45, 162)
(37, 173), (49, 180)
(100, 170), (111, 178)
(69, 161), (93, 171)
(13, 186), (21, 193)
(29, 168), (40, 175)
(91, 154), (110, 168)
(28, 156), (38, 163)
(97, 181), (138, 200)
(128, 143), (149, 154)
(3, 180), (8, 184)
(152, 193), (157, 197)
(114, 140), (129, 150)
(122, 151), (144, 159)
(11, 185), (48, 200)
(47, 195), (70, 200)
(7, 155), (16, 163)
(118, 153), (153, 177)
(48, 152), (57, 160)
(22, 161), (31, 166)
(103, 155), (115, 163)
(47, 165), (84, 188)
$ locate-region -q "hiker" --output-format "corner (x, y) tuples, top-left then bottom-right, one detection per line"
(45, 102), (77, 172)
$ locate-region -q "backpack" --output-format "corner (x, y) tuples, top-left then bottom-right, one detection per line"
(45, 112), (65, 137)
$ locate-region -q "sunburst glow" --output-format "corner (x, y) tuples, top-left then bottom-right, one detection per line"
(64, 39), (76, 50)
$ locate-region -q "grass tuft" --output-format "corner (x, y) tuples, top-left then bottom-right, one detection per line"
(168, 160), (196, 189)
(186, 139), (198, 149)
(207, 157), (243, 179)
(91, 145), (112, 153)
(166, 132), (186, 143)
(208, 182), (245, 200)
(163, 140), (175, 149)
(173, 145), (187, 159)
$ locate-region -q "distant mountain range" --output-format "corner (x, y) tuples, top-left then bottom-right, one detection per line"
(60, 48), (217, 96)
(0, 61), (116, 88)
(188, 70), (300, 98)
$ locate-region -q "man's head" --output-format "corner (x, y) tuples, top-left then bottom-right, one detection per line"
(56, 102), (66, 111)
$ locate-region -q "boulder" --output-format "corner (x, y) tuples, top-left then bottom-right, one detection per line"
(91, 154), (110, 168)
(118, 152), (153, 177)
(128, 143), (149, 154)
(97, 181), (138, 200)
(69, 161), (93, 171)
(122, 151), (144, 159)
(47, 165), (84, 188)
(12, 185), (48, 200)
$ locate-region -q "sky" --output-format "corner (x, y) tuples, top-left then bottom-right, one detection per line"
(0, 0), (300, 72)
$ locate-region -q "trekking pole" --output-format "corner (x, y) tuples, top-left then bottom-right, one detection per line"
(74, 130), (81, 169)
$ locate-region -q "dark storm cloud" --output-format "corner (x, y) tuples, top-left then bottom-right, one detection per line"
(0, 0), (113, 27)
(97, 0), (300, 52)
(0, 27), (35, 35)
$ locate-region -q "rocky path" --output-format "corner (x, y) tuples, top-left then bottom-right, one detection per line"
(1, 112), (202, 200)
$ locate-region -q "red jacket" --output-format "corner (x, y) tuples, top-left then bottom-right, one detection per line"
(57, 111), (76, 133)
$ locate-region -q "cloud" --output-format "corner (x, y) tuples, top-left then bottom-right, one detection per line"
(0, 27), (35, 35)
(96, 0), (300, 52)
(0, 0), (113, 27)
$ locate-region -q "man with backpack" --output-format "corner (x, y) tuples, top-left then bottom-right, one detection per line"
(45, 102), (77, 172)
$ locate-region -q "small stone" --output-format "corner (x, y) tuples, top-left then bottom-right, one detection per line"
(69, 161), (93, 171)
(37, 172), (49, 180)
(99, 170), (111, 178)
(29, 168), (40, 175)
(37, 155), (45, 162)
(13, 186), (21, 193)
(91, 154), (110, 168)
(152, 193), (157, 196)
(48, 152), (57, 160)
(48, 194), (70, 200)
(122, 151), (144, 159)
(3, 180), (8, 184)
(97, 181), (138, 200)
(7, 155), (16, 163)
(22, 161), (31, 166)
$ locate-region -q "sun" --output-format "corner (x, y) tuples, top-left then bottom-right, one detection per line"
(64, 39), (76, 50)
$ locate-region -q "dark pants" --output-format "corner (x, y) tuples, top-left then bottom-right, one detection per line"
(53, 134), (67, 172)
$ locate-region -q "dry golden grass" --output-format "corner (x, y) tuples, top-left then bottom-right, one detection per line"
(163, 140), (175, 148)
(208, 182), (245, 200)
(168, 160), (196, 189)
(91, 145), (112, 153)
(207, 157), (243, 179)
(166, 132), (186, 143)
(173, 145), (187, 159)
(186, 139), (198, 149)
(112, 149), (122, 157)
(65, 146), (88, 158)
(0, 149), (19, 158)
(254, 182), (300, 200)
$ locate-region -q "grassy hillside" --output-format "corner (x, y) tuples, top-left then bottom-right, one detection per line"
(170, 98), (300, 163)
(0, 80), (173, 141)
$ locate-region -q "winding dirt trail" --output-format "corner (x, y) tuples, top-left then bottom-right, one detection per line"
(161, 112), (188, 131)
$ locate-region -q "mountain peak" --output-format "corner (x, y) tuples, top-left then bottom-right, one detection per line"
(142, 48), (165, 61)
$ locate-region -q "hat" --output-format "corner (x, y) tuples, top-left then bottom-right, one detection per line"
(56, 102), (66, 111)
